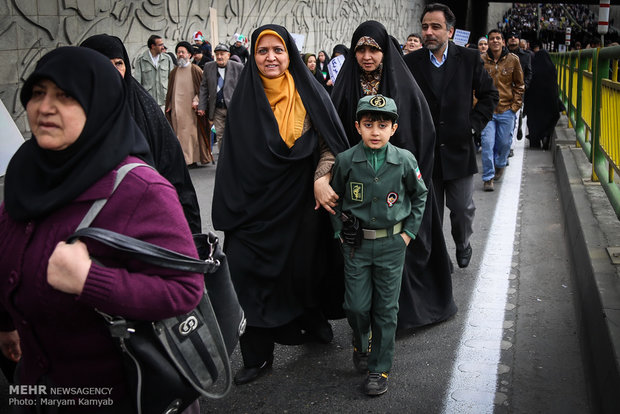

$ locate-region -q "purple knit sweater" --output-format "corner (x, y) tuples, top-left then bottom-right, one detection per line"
(0, 156), (203, 402)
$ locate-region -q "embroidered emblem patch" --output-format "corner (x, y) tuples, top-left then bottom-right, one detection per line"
(415, 166), (422, 181)
(350, 182), (363, 202)
(369, 95), (386, 108)
(386, 192), (398, 207)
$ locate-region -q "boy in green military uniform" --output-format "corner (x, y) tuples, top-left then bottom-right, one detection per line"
(330, 94), (428, 396)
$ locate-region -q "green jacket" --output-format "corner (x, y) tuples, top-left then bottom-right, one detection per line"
(133, 50), (174, 106)
(330, 141), (428, 239)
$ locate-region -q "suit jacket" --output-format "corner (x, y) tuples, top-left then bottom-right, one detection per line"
(197, 60), (244, 120)
(404, 42), (498, 181)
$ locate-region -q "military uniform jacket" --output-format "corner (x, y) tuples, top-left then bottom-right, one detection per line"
(330, 142), (428, 238)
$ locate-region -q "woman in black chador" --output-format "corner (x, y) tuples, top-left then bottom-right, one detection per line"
(524, 43), (562, 150)
(331, 20), (457, 331)
(80, 34), (202, 233)
(212, 24), (349, 385)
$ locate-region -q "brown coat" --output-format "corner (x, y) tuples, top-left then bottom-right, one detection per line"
(165, 64), (212, 163)
(482, 48), (525, 113)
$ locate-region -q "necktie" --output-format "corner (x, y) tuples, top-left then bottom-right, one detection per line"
(216, 71), (224, 106)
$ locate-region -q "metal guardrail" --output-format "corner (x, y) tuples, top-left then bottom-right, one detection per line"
(553, 46), (620, 219)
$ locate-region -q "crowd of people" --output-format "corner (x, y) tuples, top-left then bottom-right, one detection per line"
(0, 2), (573, 412)
(499, 3), (618, 50)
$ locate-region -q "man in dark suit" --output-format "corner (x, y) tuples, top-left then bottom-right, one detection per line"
(197, 43), (244, 151)
(404, 3), (498, 268)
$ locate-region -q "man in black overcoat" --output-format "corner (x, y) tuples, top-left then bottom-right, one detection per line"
(404, 3), (498, 268)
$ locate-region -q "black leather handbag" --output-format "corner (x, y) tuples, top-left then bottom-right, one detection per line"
(69, 163), (245, 414)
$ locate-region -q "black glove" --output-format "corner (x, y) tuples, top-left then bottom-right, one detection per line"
(340, 211), (363, 248)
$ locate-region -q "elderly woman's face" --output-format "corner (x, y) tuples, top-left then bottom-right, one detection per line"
(255, 34), (289, 78)
(355, 45), (383, 72)
(110, 58), (126, 78)
(27, 79), (86, 151)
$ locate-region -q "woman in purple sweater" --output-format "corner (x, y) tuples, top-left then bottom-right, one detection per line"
(0, 47), (203, 411)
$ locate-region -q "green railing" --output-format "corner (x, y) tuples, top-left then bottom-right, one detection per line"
(553, 46), (620, 219)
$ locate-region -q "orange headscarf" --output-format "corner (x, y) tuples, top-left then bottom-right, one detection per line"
(256, 30), (306, 148)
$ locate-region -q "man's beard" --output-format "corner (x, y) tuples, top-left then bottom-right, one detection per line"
(178, 57), (189, 66)
(423, 37), (446, 52)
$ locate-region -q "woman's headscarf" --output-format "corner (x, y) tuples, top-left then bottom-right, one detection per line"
(331, 20), (435, 177)
(303, 53), (317, 74)
(331, 44), (349, 57)
(80, 34), (202, 233)
(212, 23), (348, 234)
(303, 52), (329, 89)
(4, 46), (151, 221)
(317, 50), (331, 71)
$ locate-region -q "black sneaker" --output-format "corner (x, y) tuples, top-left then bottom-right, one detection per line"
(364, 372), (388, 396)
(352, 347), (368, 373)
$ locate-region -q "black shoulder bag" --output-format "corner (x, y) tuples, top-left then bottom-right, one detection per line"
(67, 163), (245, 414)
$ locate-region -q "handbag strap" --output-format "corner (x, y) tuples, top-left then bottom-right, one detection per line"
(70, 161), (216, 273)
(77, 163), (154, 230)
(68, 227), (215, 274)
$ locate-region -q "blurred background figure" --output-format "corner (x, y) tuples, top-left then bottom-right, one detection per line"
(166, 42), (213, 167)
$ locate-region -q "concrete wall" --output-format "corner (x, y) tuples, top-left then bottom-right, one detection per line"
(0, 0), (424, 137)
(487, 2), (512, 34)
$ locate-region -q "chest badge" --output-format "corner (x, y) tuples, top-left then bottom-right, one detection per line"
(350, 182), (364, 202)
(387, 192), (398, 207)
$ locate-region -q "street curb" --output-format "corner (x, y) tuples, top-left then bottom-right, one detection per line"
(554, 118), (620, 414)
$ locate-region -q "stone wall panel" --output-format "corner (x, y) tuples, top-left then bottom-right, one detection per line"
(1, 0), (423, 136)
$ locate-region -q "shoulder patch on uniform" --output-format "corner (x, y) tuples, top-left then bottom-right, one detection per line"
(350, 182), (363, 202)
(415, 166), (422, 181)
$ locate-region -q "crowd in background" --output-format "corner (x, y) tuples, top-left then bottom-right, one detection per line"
(498, 3), (618, 50)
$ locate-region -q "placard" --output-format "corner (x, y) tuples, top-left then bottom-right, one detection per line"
(453, 29), (471, 46)
(290, 33), (305, 53)
(0, 99), (24, 176)
(327, 54), (345, 84)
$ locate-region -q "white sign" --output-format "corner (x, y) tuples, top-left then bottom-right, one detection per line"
(327, 54), (345, 85)
(453, 29), (471, 46)
(0, 99), (25, 176)
(290, 33), (305, 53)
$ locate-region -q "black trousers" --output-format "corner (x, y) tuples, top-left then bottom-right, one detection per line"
(239, 320), (310, 367)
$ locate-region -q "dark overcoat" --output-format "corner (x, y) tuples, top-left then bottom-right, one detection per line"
(404, 43), (498, 181)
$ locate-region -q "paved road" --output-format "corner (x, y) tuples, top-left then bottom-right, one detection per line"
(191, 136), (591, 413)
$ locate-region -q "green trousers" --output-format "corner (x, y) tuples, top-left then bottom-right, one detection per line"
(342, 233), (406, 373)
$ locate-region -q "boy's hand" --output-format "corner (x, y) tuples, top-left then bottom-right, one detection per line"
(400, 233), (412, 246)
(314, 174), (339, 214)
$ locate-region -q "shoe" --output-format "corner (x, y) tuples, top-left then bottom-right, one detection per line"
(483, 180), (494, 192)
(456, 244), (472, 268)
(508, 149), (514, 157)
(494, 167), (505, 182)
(301, 311), (333, 344)
(542, 136), (550, 150)
(364, 372), (388, 396)
(353, 347), (369, 374)
(234, 360), (272, 385)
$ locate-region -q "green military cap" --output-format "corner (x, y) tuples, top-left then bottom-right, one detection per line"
(356, 94), (398, 121)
